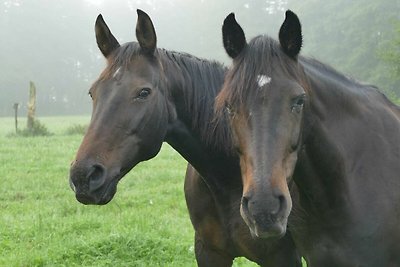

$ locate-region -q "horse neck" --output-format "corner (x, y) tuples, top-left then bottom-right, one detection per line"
(294, 59), (375, 219)
(158, 50), (240, 187)
(292, 58), (400, 235)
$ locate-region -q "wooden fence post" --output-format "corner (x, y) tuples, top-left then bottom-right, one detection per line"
(27, 81), (36, 130)
(13, 103), (19, 133)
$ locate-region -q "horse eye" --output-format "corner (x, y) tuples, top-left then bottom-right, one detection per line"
(297, 97), (305, 106)
(137, 88), (151, 99)
(225, 103), (235, 116)
(291, 94), (306, 113)
(88, 91), (93, 99)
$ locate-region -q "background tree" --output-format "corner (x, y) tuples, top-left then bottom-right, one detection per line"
(379, 19), (400, 102)
(288, 0), (400, 101)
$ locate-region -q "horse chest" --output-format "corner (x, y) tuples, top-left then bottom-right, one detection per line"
(293, 220), (395, 267)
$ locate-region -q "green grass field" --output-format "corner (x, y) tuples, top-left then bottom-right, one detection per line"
(0, 116), (266, 266)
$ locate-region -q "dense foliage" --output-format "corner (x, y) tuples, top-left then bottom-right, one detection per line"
(289, 0), (400, 102)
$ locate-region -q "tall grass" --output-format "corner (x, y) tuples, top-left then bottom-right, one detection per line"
(0, 116), (261, 266)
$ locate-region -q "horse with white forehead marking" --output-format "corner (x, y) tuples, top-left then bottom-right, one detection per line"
(216, 10), (400, 267)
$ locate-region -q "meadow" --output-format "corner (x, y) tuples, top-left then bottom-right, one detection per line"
(0, 116), (262, 266)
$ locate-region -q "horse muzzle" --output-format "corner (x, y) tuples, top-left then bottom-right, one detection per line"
(240, 191), (291, 239)
(69, 161), (120, 205)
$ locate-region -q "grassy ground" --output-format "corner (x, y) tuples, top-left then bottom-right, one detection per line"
(0, 116), (264, 266)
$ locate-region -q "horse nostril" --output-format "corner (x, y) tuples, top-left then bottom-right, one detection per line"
(87, 164), (106, 192)
(240, 196), (249, 217)
(242, 195), (249, 210)
(241, 194), (252, 219)
(272, 194), (287, 218)
(69, 178), (76, 193)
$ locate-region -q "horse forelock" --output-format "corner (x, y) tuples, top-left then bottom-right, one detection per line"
(216, 35), (309, 114)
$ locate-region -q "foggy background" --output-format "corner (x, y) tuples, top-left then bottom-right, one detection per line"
(1, 0), (399, 117)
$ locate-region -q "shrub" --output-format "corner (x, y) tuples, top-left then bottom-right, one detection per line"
(65, 124), (88, 135)
(17, 119), (52, 137)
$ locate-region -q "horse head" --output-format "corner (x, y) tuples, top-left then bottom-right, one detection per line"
(69, 10), (175, 205)
(216, 11), (307, 238)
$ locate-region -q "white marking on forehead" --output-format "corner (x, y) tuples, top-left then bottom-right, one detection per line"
(112, 67), (122, 78)
(257, 74), (272, 88)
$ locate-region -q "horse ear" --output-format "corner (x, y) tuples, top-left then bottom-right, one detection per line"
(136, 9), (157, 55)
(279, 10), (302, 59)
(95, 14), (120, 58)
(222, 13), (247, 59)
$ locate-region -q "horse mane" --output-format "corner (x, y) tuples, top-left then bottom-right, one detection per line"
(301, 57), (373, 89)
(158, 49), (233, 152)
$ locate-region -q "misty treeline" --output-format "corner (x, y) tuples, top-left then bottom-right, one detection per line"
(1, 0), (399, 117)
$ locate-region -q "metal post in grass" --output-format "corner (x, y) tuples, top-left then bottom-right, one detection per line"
(13, 103), (19, 134)
(27, 81), (36, 130)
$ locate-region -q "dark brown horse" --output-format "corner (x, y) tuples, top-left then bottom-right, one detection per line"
(216, 10), (400, 267)
(69, 10), (301, 267)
